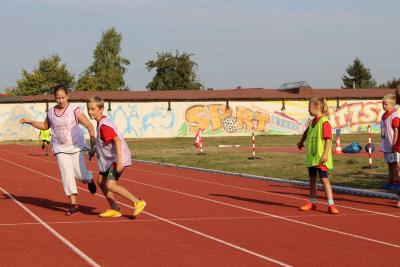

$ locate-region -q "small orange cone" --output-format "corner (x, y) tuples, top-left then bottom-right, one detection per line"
(335, 135), (343, 154)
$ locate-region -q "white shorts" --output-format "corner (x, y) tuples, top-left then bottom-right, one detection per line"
(384, 152), (399, 164)
(56, 152), (93, 196)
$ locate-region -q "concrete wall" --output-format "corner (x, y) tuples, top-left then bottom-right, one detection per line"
(3, 99), (384, 141)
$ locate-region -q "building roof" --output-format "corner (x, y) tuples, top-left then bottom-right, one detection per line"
(0, 86), (394, 103)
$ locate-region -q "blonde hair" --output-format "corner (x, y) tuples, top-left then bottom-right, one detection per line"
(87, 96), (104, 109)
(383, 93), (396, 105)
(309, 97), (328, 115)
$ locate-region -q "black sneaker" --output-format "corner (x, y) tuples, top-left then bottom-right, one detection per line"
(66, 204), (79, 216)
(88, 179), (96, 194)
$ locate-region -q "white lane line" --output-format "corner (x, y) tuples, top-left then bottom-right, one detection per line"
(2, 212), (398, 227)
(0, 216), (269, 226)
(134, 167), (400, 218)
(6, 149), (399, 218)
(0, 156), (292, 267)
(0, 186), (100, 267)
(120, 176), (400, 249)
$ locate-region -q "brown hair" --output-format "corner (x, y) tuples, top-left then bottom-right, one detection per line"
(87, 96), (104, 109)
(309, 97), (328, 115)
(395, 85), (400, 105)
(53, 84), (69, 96)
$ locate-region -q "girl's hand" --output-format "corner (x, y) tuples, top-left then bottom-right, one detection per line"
(90, 136), (95, 147)
(88, 145), (96, 161)
(116, 161), (124, 174)
(19, 118), (32, 124)
(321, 154), (328, 164)
(297, 142), (304, 150)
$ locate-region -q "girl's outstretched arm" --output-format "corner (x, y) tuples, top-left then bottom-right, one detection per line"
(20, 117), (49, 130)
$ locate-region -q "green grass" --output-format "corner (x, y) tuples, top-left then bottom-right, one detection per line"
(128, 134), (390, 190)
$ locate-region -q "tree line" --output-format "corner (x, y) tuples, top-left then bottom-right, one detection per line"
(8, 27), (203, 96)
(6, 27), (400, 96)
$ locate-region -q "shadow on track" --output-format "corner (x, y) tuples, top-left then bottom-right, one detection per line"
(1, 193), (98, 215)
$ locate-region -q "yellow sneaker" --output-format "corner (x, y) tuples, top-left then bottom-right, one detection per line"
(133, 200), (146, 217)
(99, 209), (122, 218)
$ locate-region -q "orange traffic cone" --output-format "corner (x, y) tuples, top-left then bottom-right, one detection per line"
(335, 136), (343, 154)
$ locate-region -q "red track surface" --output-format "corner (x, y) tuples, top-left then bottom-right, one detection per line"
(1, 144), (399, 266)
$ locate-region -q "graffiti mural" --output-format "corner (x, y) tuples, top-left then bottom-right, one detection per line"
(183, 102), (303, 136)
(181, 100), (386, 136)
(0, 104), (46, 140)
(328, 100), (383, 133)
(101, 102), (176, 138)
(0, 99), (387, 141)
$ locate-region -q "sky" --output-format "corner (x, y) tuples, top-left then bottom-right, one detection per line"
(1, 0), (399, 91)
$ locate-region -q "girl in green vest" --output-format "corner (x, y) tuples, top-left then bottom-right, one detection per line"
(297, 97), (339, 214)
(39, 128), (51, 156)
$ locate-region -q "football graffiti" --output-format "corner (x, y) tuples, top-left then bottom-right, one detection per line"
(183, 100), (386, 135)
(184, 104), (303, 135)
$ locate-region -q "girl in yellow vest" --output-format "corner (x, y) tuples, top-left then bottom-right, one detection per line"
(297, 97), (339, 214)
(39, 128), (51, 156)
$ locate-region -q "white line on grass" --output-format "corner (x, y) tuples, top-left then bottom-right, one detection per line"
(0, 186), (100, 267)
(0, 156), (292, 267)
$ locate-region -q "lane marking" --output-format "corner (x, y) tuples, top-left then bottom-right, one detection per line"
(0, 156), (292, 267)
(1, 212), (398, 227)
(0, 186), (100, 267)
(120, 176), (400, 249)
(134, 167), (400, 218)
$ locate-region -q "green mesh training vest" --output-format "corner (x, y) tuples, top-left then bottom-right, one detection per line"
(39, 129), (51, 142)
(305, 116), (333, 169)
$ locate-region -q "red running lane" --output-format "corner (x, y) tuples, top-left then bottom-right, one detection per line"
(0, 165), (98, 266)
(0, 145), (288, 267)
(117, 165), (400, 265)
(1, 144), (400, 266)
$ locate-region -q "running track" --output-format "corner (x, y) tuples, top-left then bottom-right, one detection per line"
(0, 144), (399, 267)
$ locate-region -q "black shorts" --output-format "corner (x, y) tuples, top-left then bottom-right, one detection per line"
(41, 140), (50, 144)
(99, 163), (124, 181)
(308, 167), (328, 178)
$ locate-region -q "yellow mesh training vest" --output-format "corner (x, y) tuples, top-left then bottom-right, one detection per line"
(305, 116), (333, 169)
(39, 129), (51, 142)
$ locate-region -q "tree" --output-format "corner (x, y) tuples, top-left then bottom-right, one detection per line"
(146, 50), (203, 90)
(378, 77), (400, 88)
(76, 27), (130, 91)
(14, 54), (75, 96)
(342, 58), (376, 89)
(4, 86), (16, 95)
(76, 70), (98, 91)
